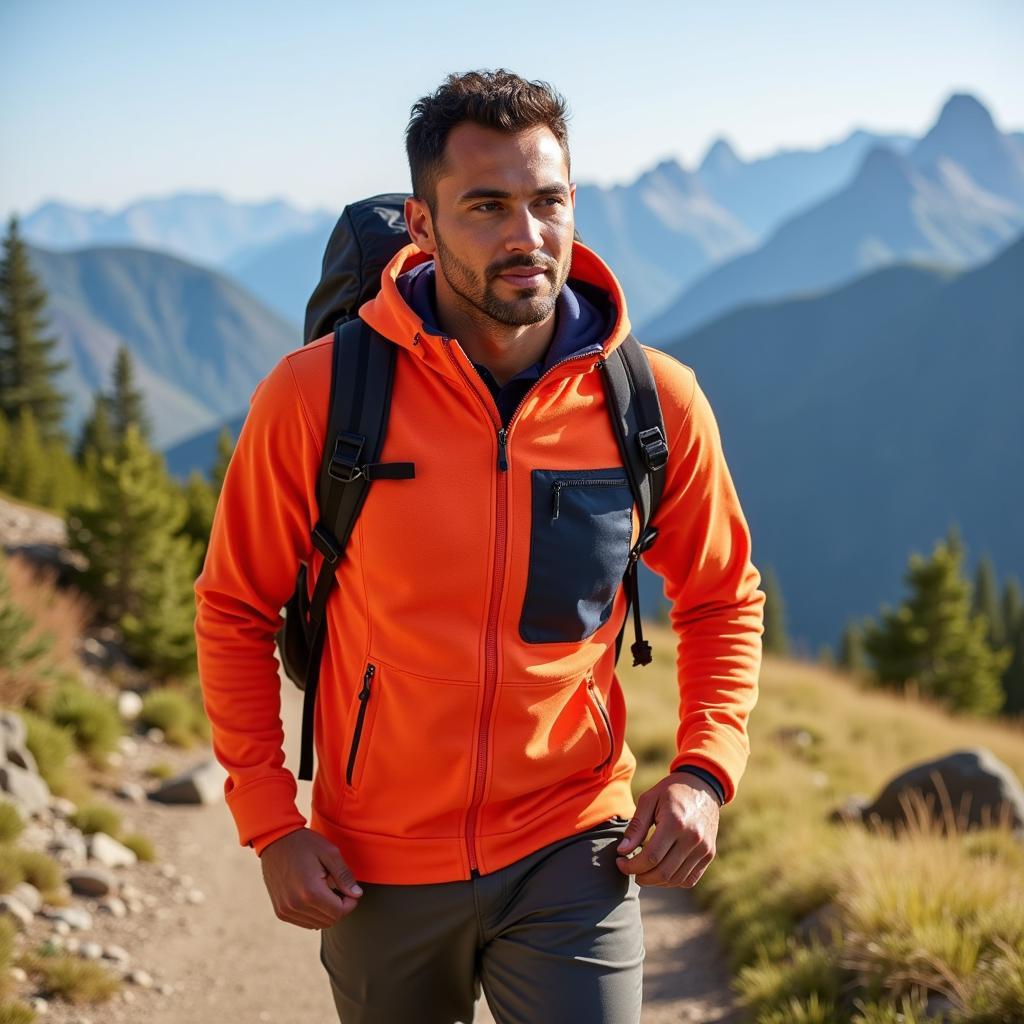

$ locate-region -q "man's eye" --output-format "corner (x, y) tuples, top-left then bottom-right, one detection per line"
(474, 202), (501, 212)
(540, 196), (564, 206)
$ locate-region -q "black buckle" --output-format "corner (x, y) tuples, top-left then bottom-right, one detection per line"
(328, 432), (366, 483)
(637, 426), (668, 471)
(636, 525), (659, 555)
(311, 523), (341, 565)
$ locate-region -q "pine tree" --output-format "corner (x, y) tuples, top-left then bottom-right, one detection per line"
(107, 345), (151, 444)
(0, 215), (68, 442)
(180, 470), (216, 572)
(862, 534), (1011, 716)
(65, 425), (199, 677)
(972, 554), (1005, 648)
(761, 565), (790, 656)
(839, 619), (869, 675)
(76, 392), (116, 462)
(2, 407), (48, 506)
(1000, 575), (1024, 717)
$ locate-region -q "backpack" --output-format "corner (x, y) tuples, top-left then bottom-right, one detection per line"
(278, 194), (670, 781)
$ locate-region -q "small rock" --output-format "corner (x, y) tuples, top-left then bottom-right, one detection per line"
(64, 936), (79, 952)
(149, 759), (227, 805)
(42, 905), (92, 930)
(50, 830), (88, 863)
(0, 895), (33, 928)
(66, 867), (116, 897)
(53, 920), (71, 936)
(128, 969), (154, 988)
(105, 751), (123, 769)
(30, 997), (48, 1014)
(50, 796), (77, 818)
(158, 982), (174, 996)
(145, 728), (164, 743)
(103, 944), (129, 963)
(80, 941), (103, 960)
(9, 966), (27, 982)
(120, 883), (141, 900)
(114, 781), (146, 804)
(98, 896), (127, 918)
(6, 742), (39, 774)
(126, 898), (144, 914)
(158, 863), (177, 879)
(186, 888), (205, 905)
(121, 989), (136, 1003)
(0, 762), (51, 814)
(11, 881), (41, 913)
(117, 692), (144, 722)
(89, 832), (137, 869)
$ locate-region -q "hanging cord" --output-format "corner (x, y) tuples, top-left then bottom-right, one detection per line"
(626, 552), (652, 666)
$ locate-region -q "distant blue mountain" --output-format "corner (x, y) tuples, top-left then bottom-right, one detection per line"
(643, 93), (1024, 342)
(21, 192), (331, 269)
(640, 230), (1024, 653)
(29, 245), (298, 448)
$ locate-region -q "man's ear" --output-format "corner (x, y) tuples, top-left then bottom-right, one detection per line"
(404, 196), (437, 255)
(569, 182), (576, 209)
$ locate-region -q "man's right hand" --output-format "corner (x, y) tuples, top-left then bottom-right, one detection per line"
(259, 828), (364, 929)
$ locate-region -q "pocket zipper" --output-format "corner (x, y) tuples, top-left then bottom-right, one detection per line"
(551, 476), (629, 520)
(587, 678), (615, 773)
(345, 663), (376, 787)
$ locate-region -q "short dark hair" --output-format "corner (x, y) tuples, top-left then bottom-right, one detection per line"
(405, 69), (571, 214)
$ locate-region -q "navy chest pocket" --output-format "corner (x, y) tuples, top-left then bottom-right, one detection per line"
(520, 467), (634, 644)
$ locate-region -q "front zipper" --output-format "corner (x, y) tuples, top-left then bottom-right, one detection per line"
(551, 476), (629, 520)
(345, 663), (376, 787)
(441, 334), (603, 876)
(587, 678), (615, 773)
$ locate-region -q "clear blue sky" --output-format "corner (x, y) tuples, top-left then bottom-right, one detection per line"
(1, 0), (1021, 219)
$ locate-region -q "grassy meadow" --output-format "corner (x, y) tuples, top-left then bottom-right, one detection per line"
(620, 622), (1024, 1024)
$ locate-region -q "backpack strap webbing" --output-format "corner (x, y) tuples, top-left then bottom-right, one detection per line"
(597, 334), (669, 668)
(297, 317), (414, 781)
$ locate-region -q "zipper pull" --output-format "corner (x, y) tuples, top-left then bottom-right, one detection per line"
(359, 664), (375, 699)
(552, 481), (563, 520)
(496, 428), (508, 472)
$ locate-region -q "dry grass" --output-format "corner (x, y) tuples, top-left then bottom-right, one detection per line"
(618, 622), (1024, 1022)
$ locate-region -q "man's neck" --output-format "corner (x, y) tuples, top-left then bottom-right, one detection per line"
(434, 277), (556, 388)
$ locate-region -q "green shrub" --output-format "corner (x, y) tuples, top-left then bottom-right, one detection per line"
(69, 802), (121, 839)
(139, 686), (203, 747)
(121, 833), (155, 862)
(143, 760), (175, 780)
(0, 1001), (36, 1024)
(0, 916), (16, 971)
(0, 848), (24, 894)
(19, 949), (120, 1004)
(48, 681), (121, 761)
(0, 802), (23, 844)
(21, 711), (74, 794)
(12, 850), (61, 898)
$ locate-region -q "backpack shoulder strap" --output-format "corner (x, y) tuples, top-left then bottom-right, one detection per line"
(597, 334), (669, 667)
(298, 316), (414, 780)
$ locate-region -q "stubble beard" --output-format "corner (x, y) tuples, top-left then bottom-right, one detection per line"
(433, 226), (571, 329)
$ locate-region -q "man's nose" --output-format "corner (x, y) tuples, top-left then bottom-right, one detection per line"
(503, 205), (546, 254)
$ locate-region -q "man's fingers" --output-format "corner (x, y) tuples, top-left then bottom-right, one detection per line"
(320, 847), (364, 899)
(616, 801), (654, 856)
(617, 822), (679, 876)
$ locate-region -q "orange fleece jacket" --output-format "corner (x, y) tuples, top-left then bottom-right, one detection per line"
(193, 240), (765, 883)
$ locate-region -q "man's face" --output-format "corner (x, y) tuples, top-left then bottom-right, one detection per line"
(408, 123), (576, 328)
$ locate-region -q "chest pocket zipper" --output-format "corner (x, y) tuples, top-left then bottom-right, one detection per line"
(346, 663), (376, 788)
(587, 678), (615, 773)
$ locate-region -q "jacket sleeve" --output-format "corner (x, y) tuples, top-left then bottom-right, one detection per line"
(639, 355), (765, 806)
(193, 352), (320, 855)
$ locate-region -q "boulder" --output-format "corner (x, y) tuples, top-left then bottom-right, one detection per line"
(11, 881), (41, 914)
(845, 747), (1024, 839)
(149, 759), (227, 805)
(0, 894), (34, 929)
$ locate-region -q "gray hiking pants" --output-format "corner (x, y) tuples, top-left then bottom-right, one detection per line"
(319, 816), (644, 1023)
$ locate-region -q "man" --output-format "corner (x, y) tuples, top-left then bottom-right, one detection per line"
(194, 69), (764, 1023)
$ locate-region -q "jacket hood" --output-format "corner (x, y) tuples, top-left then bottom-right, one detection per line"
(358, 240), (634, 382)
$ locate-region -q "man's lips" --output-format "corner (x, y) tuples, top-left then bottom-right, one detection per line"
(495, 267), (550, 286)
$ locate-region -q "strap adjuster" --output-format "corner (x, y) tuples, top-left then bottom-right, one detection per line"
(637, 426), (668, 471)
(311, 523), (342, 564)
(328, 432), (366, 483)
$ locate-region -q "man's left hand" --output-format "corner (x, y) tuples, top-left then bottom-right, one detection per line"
(615, 773), (720, 887)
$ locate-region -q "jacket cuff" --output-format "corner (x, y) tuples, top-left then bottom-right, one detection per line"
(672, 764), (726, 806)
(224, 774), (307, 854)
